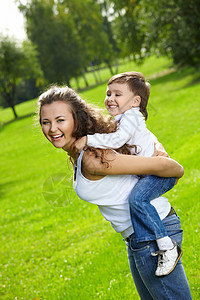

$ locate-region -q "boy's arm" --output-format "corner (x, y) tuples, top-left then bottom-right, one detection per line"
(87, 112), (138, 149)
(87, 125), (131, 149)
(74, 113), (137, 153)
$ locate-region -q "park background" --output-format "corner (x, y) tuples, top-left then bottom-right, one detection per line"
(0, 1), (200, 299)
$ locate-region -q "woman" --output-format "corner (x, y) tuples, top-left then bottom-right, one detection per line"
(38, 86), (192, 300)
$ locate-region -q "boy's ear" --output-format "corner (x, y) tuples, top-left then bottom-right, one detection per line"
(133, 95), (141, 107)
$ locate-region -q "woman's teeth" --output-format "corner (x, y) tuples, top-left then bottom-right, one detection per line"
(52, 134), (63, 139)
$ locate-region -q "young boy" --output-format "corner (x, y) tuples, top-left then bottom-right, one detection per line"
(74, 71), (182, 276)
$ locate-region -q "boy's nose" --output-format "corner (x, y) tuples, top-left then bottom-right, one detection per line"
(108, 95), (114, 102)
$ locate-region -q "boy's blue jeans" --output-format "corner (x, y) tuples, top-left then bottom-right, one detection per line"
(129, 175), (176, 242)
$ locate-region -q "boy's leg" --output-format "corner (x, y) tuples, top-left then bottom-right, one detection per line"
(129, 175), (176, 243)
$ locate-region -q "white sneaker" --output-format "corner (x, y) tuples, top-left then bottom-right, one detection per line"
(152, 241), (183, 276)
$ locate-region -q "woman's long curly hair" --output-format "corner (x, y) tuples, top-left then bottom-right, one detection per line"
(38, 86), (132, 163)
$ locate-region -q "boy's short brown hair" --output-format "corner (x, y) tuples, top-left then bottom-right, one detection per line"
(108, 71), (150, 120)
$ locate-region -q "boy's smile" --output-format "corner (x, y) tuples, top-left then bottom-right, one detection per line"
(105, 82), (140, 116)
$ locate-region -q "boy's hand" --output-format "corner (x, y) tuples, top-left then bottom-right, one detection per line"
(175, 178), (179, 185)
(74, 136), (87, 153)
(153, 142), (169, 157)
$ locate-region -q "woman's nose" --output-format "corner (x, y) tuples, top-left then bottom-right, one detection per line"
(49, 122), (58, 132)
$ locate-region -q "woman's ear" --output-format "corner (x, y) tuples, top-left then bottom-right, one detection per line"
(132, 95), (141, 107)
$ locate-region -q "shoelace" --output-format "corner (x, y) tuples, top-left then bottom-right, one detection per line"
(158, 253), (170, 267)
(151, 250), (169, 267)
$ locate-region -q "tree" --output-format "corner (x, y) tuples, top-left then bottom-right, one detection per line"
(19, 0), (117, 86)
(0, 35), (43, 118)
(61, 0), (116, 75)
(102, 0), (146, 61)
(107, 0), (200, 67)
(140, 0), (200, 66)
(18, 0), (83, 86)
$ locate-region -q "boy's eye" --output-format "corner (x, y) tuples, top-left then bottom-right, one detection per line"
(116, 94), (121, 96)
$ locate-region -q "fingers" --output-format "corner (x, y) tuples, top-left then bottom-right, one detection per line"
(72, 136), (87, 154)
(153, 149), (169, 157)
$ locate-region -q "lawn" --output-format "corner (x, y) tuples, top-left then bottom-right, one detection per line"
(0, 56), (200, 299)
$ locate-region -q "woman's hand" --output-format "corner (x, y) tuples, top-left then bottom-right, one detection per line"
(154, 142), (169, 157)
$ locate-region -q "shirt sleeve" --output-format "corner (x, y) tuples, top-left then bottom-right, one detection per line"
(87, 110), (140, 149)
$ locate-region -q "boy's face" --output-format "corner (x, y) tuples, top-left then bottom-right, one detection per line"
(105, 82), (139, 116)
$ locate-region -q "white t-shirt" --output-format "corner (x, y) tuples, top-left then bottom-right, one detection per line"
(87, 107), (155, 157)
(73, 151), (171, 238)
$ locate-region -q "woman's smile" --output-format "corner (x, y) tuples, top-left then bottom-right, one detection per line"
(51, 133), (64, 141)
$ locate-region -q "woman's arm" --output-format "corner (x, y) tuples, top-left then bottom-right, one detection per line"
(82, 150), (184, 178)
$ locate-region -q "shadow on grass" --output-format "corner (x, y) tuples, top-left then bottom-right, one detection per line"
(0, 180), (20, 200)
(149, 66), (200, 89)
(0, 112), (36, 131)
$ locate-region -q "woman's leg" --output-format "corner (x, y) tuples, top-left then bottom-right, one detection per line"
(129, 175), (176, 243)
(127, 245), (154, 300)
(126, 214), (192, 300)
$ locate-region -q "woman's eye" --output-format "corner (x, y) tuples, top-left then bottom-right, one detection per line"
(42, 121), (50, 125)
(57, 119), (64, 122)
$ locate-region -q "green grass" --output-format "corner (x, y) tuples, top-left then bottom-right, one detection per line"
(0, 56), (200, 299)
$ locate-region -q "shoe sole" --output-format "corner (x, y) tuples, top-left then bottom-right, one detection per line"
(156, 245), (183, 277)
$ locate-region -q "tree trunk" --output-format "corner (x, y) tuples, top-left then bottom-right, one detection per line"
(91, 66), (99, 84)
(11, 105), (18, 119)
(81, 69), (89, 87)
(105, 60), (114, 76)
(115, 60), (119, 74)
(5, 85), (18, 119)
(75, 77), (80, 90)
(66, 77), (71, 88)
(96, 65), (102, 83)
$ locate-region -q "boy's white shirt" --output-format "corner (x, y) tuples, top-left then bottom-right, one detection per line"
(87, 107), (155, 157)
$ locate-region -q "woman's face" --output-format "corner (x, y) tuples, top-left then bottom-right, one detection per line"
(40, 101), (75, 150)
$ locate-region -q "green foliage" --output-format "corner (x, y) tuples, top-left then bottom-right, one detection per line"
(139, 0), (200, 66)
(62, 0), (113, 63)
(18, 0), (116, 86)
(108, 0), (200, 66)
(0, 57), (200, 299)
(19, 0), (83, 85)
(107, 0), (146, 60)
(0, 35), (43, 118)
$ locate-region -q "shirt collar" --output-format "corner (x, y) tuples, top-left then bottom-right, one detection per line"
(114, 107), (140, 121)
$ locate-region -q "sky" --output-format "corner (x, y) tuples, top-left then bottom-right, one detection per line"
(0, 0), (27, 41)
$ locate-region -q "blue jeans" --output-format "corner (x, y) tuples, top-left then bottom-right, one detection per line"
(129, 175), (176, 242)
(126, 213), (192, 300)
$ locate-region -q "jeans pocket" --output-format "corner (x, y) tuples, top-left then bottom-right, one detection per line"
(129, 240), (151, 252)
